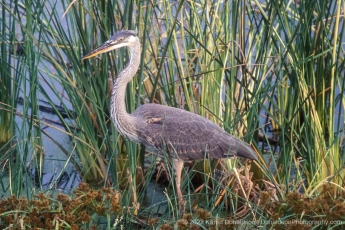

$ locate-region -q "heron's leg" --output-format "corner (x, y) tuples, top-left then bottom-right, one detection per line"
(173, 159), (184, 212)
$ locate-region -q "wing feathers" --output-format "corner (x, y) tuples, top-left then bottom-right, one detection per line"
(133, 104), (257, 161)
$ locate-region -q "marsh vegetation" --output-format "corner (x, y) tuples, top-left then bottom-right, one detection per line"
(0, 0), (345, 229)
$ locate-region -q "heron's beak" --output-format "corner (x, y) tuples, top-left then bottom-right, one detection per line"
(82, 40), (118, 60)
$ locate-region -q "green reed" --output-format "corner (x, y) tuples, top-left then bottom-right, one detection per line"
(1, 0), (345, 228)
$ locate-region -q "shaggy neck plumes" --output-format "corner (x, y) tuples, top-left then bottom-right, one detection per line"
(110, 38), (141, 141)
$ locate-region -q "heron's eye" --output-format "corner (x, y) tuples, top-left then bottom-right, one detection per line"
(119, 38), (124, 42)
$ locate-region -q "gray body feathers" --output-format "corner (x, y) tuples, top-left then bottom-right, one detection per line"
(131, 103), (256, 161)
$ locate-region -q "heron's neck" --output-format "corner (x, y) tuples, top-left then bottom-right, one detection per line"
(111, 40), (141, 140)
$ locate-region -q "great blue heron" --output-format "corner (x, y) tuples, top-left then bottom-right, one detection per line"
(82, 30), (257, 211)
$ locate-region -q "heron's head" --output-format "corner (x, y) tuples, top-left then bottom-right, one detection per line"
(82, 30), (138, 60)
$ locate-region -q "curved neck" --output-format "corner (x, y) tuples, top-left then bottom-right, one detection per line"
(110, 38), (141, 140)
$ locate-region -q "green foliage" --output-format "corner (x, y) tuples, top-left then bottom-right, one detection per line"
(0, 0), (15, 146)
(0, 0), (345, 228)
